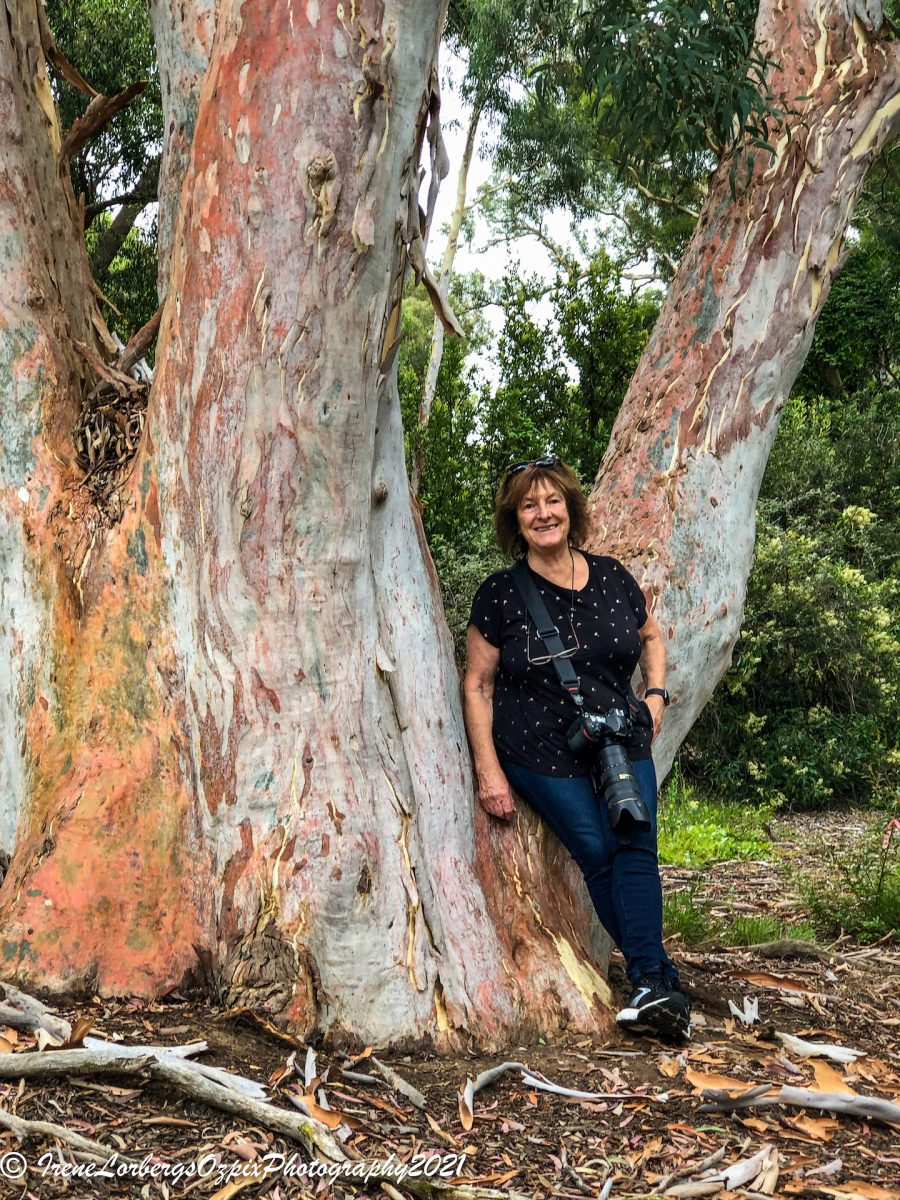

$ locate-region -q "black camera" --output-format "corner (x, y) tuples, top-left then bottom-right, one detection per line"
(566, 707), (651, 834)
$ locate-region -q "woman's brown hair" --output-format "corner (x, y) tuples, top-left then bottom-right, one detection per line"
(493, 459), (589, 559)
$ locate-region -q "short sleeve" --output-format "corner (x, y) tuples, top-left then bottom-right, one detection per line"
(468, 575), (503, 647)
(616, 561), (649, 627)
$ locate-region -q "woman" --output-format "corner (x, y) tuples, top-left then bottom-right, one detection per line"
(463, 457), (690, 1041)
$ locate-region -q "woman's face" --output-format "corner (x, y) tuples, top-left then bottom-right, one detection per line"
(517, 478), (571, 555)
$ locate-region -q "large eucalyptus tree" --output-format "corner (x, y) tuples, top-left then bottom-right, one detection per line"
(0, 0), (896, 1048)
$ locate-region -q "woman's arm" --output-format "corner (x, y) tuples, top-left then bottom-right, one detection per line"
(463, 626), (515, 820)
(638, 612), (667, 738)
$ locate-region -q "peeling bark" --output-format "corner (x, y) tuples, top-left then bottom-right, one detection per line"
(588, 0), (900, 776)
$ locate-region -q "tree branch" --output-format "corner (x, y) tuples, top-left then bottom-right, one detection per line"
(59, 81), (148, 165)
(90, 156), (160, 274)
(84, 154), (160, 226)
(626, 167), (701, 219)
(36, 2), (98, 98)
(116, 302), (164, 375)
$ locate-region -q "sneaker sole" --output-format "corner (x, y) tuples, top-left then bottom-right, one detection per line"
(616, 1000), (691, 1041)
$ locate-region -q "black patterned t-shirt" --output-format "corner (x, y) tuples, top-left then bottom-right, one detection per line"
(467, 553), (654, 777)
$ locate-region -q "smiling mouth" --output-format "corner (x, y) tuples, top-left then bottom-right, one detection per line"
(535, 524), (559, 532)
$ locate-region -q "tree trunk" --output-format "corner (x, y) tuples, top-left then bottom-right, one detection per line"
(588, 0), (900, 776)
(0, 0), (617, 1049)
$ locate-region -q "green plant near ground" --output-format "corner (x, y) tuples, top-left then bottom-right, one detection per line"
(658, 768), (774, 867)
(662, 888), (719, 945)
(800, 818), (900, 943)
(722, 915), (816, 946)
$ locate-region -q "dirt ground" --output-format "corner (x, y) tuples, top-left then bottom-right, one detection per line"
(0, 813), (897, 1200)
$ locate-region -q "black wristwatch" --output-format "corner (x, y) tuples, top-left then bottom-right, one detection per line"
(645, 687), (670, 706)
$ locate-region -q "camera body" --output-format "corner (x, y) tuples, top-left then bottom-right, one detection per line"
(566, 706), (651, 834)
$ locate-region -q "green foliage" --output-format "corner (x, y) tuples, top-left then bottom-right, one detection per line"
(662, 888), (718, 944)
(801, 820), (900, 943)
(658, 768), (773, 866)
(450, 0), (778, 269)
(564, 1), (779, 184)
(680, 387), (900, 810)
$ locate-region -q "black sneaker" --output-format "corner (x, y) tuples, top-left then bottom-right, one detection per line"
(616, 975), (691, 1041)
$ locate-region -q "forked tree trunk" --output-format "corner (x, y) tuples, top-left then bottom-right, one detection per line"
(588, 0), (900, 775)
(0, 0), (616, 1049)
(0, 0), (897, 1049)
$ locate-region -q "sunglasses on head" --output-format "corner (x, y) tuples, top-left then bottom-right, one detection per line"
(504, 455), (560, 478)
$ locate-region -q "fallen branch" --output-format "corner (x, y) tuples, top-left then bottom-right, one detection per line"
(698, 1084), (900, 1128)
(0, 983), (72, 1042)
(0, 1048), (153, 1081)
(0, 1105), (128, 1165)
(149, 1059), (345, 1159)
(367, 1173), (519, 1200)
(0, 1047), (343, 1159)
(81, 1037), (269, 1100)
(520, 1071), (653, 1103)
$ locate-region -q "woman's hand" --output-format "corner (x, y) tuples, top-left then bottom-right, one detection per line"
(644, 694), (665, 739)
(477, 769), (516, 820)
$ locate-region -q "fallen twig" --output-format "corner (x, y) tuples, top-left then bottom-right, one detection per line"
(652, 1145), (729, 1193)
(371, 1056), (426, 1110)
(663, 1144), (776, 1198)
(559, 1140), (592, 1194)
(0, 1105), (129, 1164)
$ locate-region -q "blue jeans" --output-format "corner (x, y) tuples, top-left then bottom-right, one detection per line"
(502, 756), (677, 986)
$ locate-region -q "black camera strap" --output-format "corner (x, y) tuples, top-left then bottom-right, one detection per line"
(510, 559), (585, 709)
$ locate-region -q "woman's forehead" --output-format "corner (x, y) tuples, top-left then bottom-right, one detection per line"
(520, 478), (563, 504)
